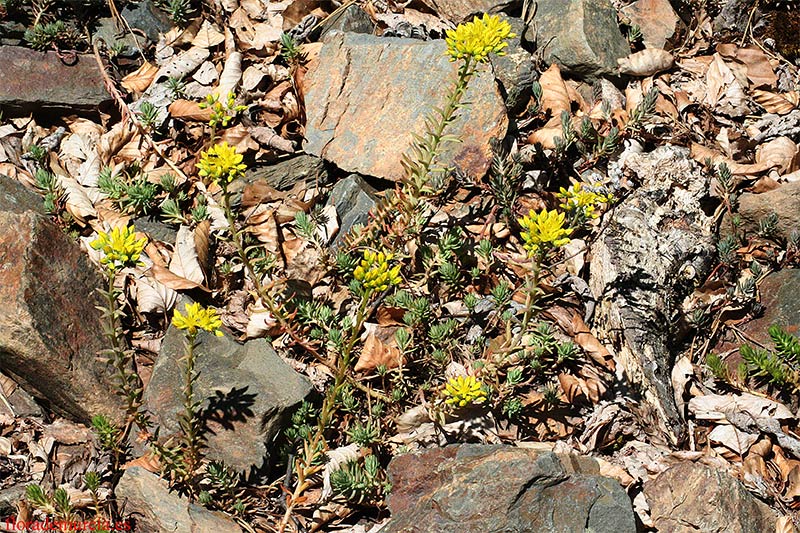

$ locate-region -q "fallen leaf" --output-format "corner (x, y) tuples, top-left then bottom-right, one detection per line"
(169, 225), (205, 284)
(354, 332), (403, 373)
(753, 90), (799, 115)
(168, 99), (212, 122)
(539, 63), (571, 119)
(121, 61), (159, 94)
(191, 20), (225, 48)
(618, 49), (674, 76)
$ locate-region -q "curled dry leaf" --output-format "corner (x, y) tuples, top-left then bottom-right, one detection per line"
(753, 90), (799, 115)
(708, 424), (759, 455)
(214, 51), (242, 99)
(776, 516), (797, 533)
(250, 126), (295, 153)
(123, 452), (161, 473)
(756, 136), (799, 174)
(56, 174), (96, 224)
(539, 63), (571, 118)
(193, 219), (212, 282)
(121, 61), (159, 94)
(191, 20), (225, 48)
(320, 444), (362, 501)
(354, 331), (403, 373)
(168, 99), (212, 122)
(169, 225), (205, 285)
(618, 49), (674, 77)
(155, 46), (210, 83)
(133, 273), (177, 314)
(150, 264), (210, 292)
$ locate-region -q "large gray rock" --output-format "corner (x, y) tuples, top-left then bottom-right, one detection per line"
(644, 462), (780, 533)
(303, 32), (507, 182)
(0, 46), (110, 115)
(0, 175), (125, 423)
(115, 467), (243, 532)
(385, 445), (636, 533)
(142, 322), (312, 476)
(590, 146), (715, 445)
(525, 0), (630, 78)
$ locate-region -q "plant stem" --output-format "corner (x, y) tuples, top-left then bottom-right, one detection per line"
(179, 331), (202, 495)
(100, 269), (147, 441)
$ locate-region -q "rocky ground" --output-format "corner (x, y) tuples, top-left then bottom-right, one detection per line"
(1, 0), (800, 531)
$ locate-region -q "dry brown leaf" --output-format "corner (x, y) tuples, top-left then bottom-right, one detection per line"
(150, 264), (210, 292)
(376, 306), (406, 326)
(776, 516), (798, 533)
(354, 332), (403, 373)
(121, 61), (159, 94)
(214, 51), (242, 99)
(690, 142), (772, 175)
(123, 452), (161, 473)
(618, 49), (674, 76)
(756, 136), (799, 174)
(56, 174), (96, 224)
(526, 125), (563, 150)
(156, 46), (210, 82)
(250, 126), (294, 153)
(717, 44), (778, 88)
(170, 225), (205, 284)
(753, 90), (799, 115)
(192, 20), (225, 48)
(539, 63), (571, 118)
(168, 99), (212, 122)
(548, 307), (616, 372)
(133, 274), (177, 314)
(558, 373), (586, 404)
(705, 53), (749, 116)
(194, 220), (212, 282)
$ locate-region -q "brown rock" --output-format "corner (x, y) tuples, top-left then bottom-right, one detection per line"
(303, 32), (507, 182)
(417, 0), (517, 22)
(724, 181), (800, 242)
(0, 175), (125, 422)
(621, 0), (680, 50)
(0, 46), (110, 115)
(644, 462), (779, 533)
(385, 444), (636, 533)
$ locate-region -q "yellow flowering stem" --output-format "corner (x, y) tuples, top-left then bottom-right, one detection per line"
(516, 260), (542, 349)
(404, 58), (476, 199)
(98, 269), (149, 443)
(178, 329), (202, 493)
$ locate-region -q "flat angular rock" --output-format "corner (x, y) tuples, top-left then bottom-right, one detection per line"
(385, 444), (636, 533)
(724, 180), (800, 242)
(490, 17), (537, 114)
(525, 0), (630, 78)
(303, 32), (507, 182)
(143, 322), (312, 476)
(116, 467), (243, 532)
(0, 175), (125, 423)
(0, 46), (110, 115)
(590, 146), (715, 444)
(644, 462), (780, 533)
(620, 0), (680, 50)
(327, 174), (379, 248)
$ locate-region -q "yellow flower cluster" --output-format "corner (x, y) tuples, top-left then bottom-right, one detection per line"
(90, 225), (147, 271)
(445, 14), (516, 63)
(518, 209), (572, 258)
(197, 142), (247, 185)
(172, 302), (223, 336)
(353, 250), (402, 293)
(443, 375), (488, 407)
(199, 92), (247, 129)
(557, 183), (613, 219)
